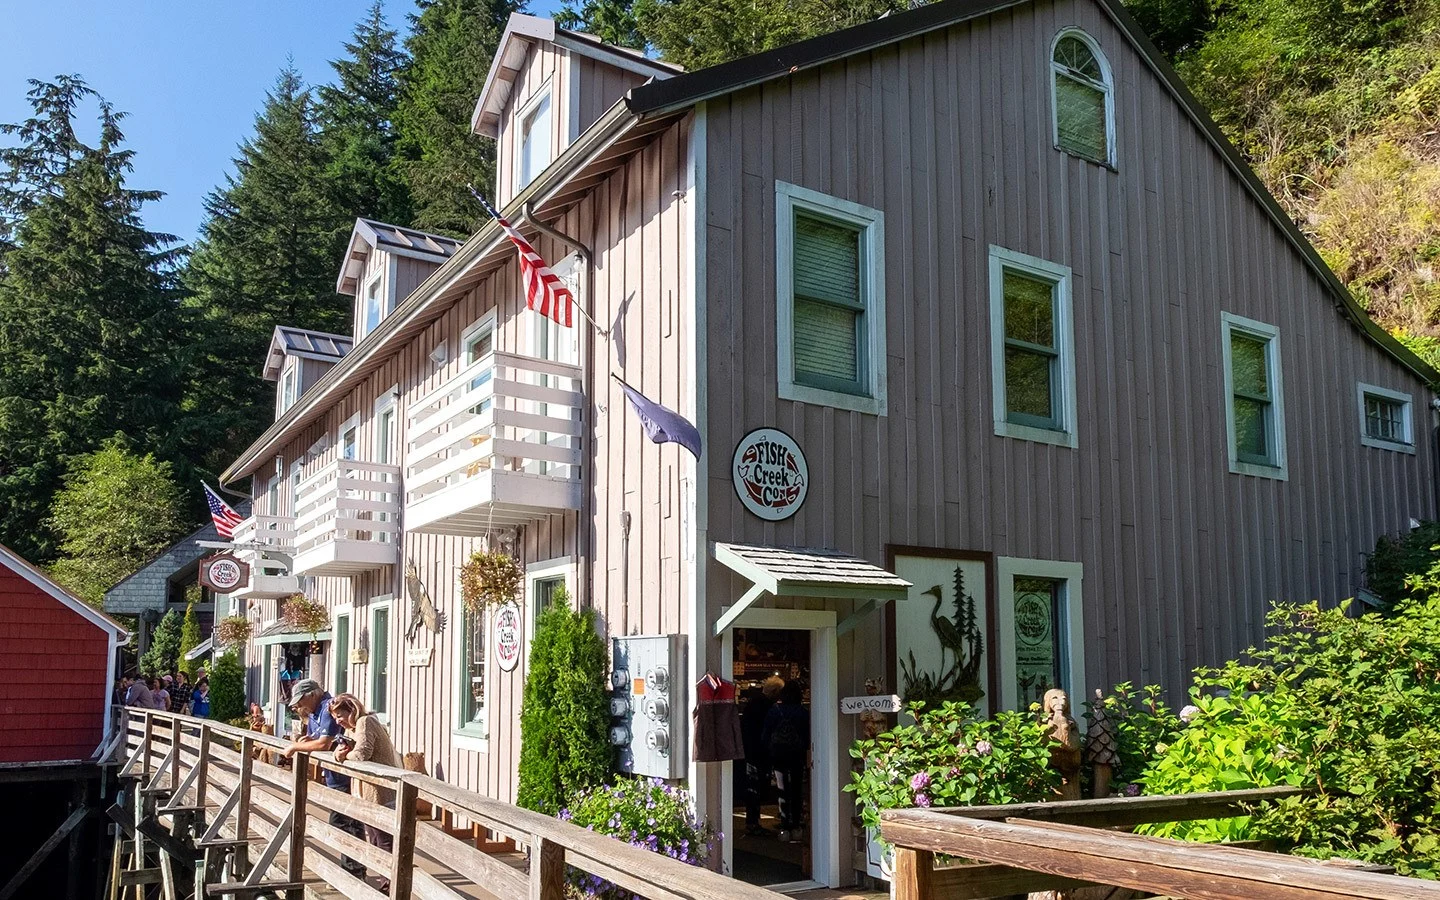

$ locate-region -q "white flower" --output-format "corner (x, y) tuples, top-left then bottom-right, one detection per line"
(1179, 704), (1201, 724)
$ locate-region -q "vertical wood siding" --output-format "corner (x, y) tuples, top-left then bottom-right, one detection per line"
(699, 0), (1437, 712)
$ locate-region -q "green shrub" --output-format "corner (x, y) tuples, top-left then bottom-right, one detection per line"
(516, 586), (611, 815)
(177, 599), (202, 677)
(1365, 520), (1440, 612)
(1084, 682), (1182, 789)
(140, 609), (182, 677)
(561, 777), (714, 897)
(208, 652), (246, 722)
(1138, 595), (1440, 875)
(846, 701), (1059, 834)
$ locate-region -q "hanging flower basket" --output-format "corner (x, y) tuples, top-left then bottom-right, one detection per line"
(458, 550), (523, 616)
(215, 616), (254, 650)
(281, 593), (330, 638)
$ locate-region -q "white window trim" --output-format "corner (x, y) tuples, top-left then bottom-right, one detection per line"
(368, 595), (393, 724)
(775, 180), (887, 416)
(461, 310), (498, 363)
(1357, 382), (1416, 454)
(514, 80), (554, 194)
(337, 412), (361, 462)
(331, 604), (354, 696)
(279, 363), (299, 414)
(1049, 28), (1117, 169)
(361, 268), (385, 339)
(989, 245), (1079, 448)
(995, 557), (1086, 712)
(525, 556), (575, 660)
(373, 386), (399, 464)
(453, 601), (489, 751)
(1221, 312), (1288, 480)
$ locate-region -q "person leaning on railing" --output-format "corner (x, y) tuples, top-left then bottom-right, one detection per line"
(330, 693), (401, 894)
(283, 678), (369, 880)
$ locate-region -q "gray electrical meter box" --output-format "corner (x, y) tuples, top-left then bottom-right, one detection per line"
(610, 634), (687, 779)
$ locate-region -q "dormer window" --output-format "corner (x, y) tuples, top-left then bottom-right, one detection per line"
(362, 273), (385, 338)
(516, 89), (552, 192)
(279, 365), (298, 414)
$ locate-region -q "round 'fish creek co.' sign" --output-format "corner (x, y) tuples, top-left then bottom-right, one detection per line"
(494, 601), (523, 672)
(731, 428), (809, 521)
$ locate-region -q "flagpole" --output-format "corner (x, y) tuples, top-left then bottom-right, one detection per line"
(467, 184), (608, 336)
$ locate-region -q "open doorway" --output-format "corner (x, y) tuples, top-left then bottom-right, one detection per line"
(731, 627), (812, 886)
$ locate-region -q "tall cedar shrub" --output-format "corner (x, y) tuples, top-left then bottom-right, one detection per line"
(208, 651), (246, 722)
(140, 609), (183, 678)
(177, 598), (202, 677)
(516, 586), (612, 814)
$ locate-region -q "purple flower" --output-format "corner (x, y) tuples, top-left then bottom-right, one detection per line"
(909, 771), (932, 791)
(1124, 783), (1141, 797)
(914, 793), (932, 808)
(975, 740), (993, 756)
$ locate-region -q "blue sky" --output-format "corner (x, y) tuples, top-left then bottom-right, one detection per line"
(0, 0), (561, 245)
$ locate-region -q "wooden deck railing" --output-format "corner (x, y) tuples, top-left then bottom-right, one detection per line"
(879, 788), (1440, 900)
(114, 709), (785, 900)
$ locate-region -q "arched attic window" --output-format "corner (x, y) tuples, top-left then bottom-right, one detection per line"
(1051, 29), (1114, 166)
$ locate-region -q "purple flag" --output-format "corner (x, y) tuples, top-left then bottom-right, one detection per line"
(617, 379), (702, 458)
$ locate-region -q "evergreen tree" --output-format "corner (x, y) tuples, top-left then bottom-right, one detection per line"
(319, 1), (412, 226)
(394, 0), (524, 236)
(183, 65), (350, 474)
(141, 608), (184, 678)
(208, 651), (247, 722)
(635, 0), (906, 69)
(0, 77), (190, 560)
(48, 440), (189, 606)
(555, 0), (646, 50)
(177, 595), (202, 677)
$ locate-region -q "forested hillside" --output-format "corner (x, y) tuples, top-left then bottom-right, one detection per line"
(1, 0), (1436, 597)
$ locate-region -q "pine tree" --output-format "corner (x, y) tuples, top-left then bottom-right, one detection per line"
(394, 0), (524, 236)
(555, 0), (646, 50)
(319, 1), (412, 226)
(141, 608), (184, 678)
(183, 65), (350, 474)
(635, 0), (906, 69)
(178, 596), (203, 677)
(0, 77), (190, 560)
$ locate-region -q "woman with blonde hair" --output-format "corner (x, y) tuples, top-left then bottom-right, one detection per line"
(329, 692), (402, 887)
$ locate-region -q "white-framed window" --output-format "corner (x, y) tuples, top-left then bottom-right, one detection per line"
(516, 86), (552, 192)
(989, 246), (1078, 448)
(1221, 312), (1287, 479)
(362, 273), (384, 338)
(290, 458), (303, 496)
(279, 364), (299, 414)
(369, 596), (392, 721)
(1051, 28), (1115, 167)
(527, 556), (574, 628)
(374, 389), (398, 466)
(462, 312), (498, 417)
(332, 605), (353, 696)
(533, 259), (580, 476)
(775, 181), (887, 416)
(338, 413), (360, 462)
(1357, 383), (1415, 453)
(995, 557), (1085, 712)
(454, 603), (488, 747)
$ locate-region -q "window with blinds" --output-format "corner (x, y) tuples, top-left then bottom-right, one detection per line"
(793, 212), (866, 394)
(1052, 32), (1112, 165)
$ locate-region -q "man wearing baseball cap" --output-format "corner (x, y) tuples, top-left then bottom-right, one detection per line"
(283, 678), (367, 878)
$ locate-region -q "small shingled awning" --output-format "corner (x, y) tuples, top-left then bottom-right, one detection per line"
(254, 620), (332, 646)
(712, 542), (911, 636)
(184, 637), (213, 662)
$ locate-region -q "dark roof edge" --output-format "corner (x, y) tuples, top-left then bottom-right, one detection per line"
(626, 0), (1438, 387)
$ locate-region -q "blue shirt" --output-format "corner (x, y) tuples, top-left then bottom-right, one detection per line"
(305, 693), (351, 791)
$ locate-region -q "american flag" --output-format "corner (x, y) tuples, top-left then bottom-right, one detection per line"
(473, 191), (574, 328)
(203, 482), (245, 540)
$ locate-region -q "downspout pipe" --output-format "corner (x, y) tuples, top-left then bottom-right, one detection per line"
(522, 202), (597, 610)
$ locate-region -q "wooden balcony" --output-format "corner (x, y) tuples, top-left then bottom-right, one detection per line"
(292, 459), (401, 577)
(230, 514), (300, 600)
(404, 350), (583, 536)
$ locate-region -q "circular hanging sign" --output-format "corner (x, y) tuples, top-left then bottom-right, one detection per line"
(731, 428), (809, 521)
(494, 601), (523, 672)
(199, 552), (250, 593)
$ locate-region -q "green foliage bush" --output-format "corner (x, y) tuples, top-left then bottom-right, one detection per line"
(177, 599), (202, 677)
(1138, 595), (1440, 875)
(208, 652), (247, 722)
(515, 586), (612, 815)
(1083, 682), (1182, 789)
(846, 701), (1059, 833)
(140, 609), (183, 678)
(561, 777), (714, 897)
(1365, 520), (1440, 612)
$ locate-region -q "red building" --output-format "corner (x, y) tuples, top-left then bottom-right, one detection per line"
(0, 543), (128, 763)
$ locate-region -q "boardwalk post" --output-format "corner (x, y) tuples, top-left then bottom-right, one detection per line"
(168, 718), (181, 794)
(194, 724), (212, 824)
(528, 836), (565, 900)
(894, 848), (934, 900)
(236, 736), (254, 878)
(141, 713), (153, 778)
(286, 752), (309, 900)
(388, 780), (419, 899)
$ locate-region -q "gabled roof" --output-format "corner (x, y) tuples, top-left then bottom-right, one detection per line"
(336, 218), (464, 295)
(262, 326), (353, 382)
(471, 13), (682, 139)
(624, 0), (1436, 385)
(102, 514), (247, 600)
(0, 542), (129, 638)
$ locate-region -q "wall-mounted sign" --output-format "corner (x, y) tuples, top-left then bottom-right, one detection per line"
(495, 601), (522, 672)
(731, 428), (808, 521)
(349, 648), (369, 665)
(199, 553), (250, 593)
(406, 647), (433, 667)
(840, 694), (902, 715)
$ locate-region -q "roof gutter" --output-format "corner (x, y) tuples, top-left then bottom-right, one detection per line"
(221, 99), (640, 485)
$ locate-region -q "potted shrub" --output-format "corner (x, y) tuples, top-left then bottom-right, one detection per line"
(281, 594), (329, 653)
(215, 615), (253, 651)
(458, 549), (524, 615)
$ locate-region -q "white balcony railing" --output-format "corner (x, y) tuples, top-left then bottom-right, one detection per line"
(292, 458), (401, 576)
(230, 514), (299, 599)
(404, 350), (582, 535)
